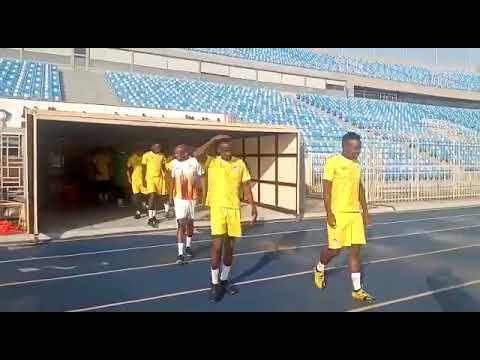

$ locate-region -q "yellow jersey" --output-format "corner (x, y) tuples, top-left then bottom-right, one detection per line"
(127, 153), (143, 182)
(206, 156), (251, 209)
(92, 153), (112, 182)
(201, 155), (214, 173)
(323, 154), (361, 213)
(142, 151), (166, 179)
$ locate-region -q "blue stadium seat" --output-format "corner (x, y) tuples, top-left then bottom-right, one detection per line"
(0, 58), (62, 101)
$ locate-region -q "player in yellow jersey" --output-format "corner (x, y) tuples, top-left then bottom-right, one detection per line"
(142, 143), (167, 227)
(92, 147), (113, 203)
(313, 132), (374, 302)
(127, 146), (146, 220)
(194, 135), (257, 303)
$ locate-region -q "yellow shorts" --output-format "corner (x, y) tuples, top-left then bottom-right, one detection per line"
(210, 206), (242, 238)
(327, 212), (366, 250)
(131, 178), (146, 195)
(145, 176), (167, 195)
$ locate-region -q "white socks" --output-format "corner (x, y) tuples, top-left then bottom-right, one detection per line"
(164, 203), (170, 212)
(316, 262), (325, 272)
(177, 243), (184, 256)
(186, 236), (192, 248)
(351, 272), (361, 291)
(220, 265), (231, 281)
(148, 210), (157, 219)
(211, 268), (219, 285)
(212, 265), (232, 284)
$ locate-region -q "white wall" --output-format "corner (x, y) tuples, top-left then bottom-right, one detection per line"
(90, 48), (131, 64)
(257, 70), (282, 84)
(201, 62), (229, 76)
(229, 66), (257, 80)
(306, 77), (326, 89)
(282, 73), (305, 87)
(167, 58), (199, 73)
(23, 48), (72, 57)
(0, 98), (226, 128)
(134, 52), (168, 69)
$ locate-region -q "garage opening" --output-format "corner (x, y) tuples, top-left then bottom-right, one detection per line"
(25, 108), (300, 238)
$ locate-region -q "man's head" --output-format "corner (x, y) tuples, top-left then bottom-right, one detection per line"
(174, 144), (189, 161)
(341, 132), (361, 160)
(217, 140), (233, 161)
(134, 145), (144, 155)
(151, 143), (162, 154)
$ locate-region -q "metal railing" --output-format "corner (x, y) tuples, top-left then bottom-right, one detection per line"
(306, 139), (480, 204)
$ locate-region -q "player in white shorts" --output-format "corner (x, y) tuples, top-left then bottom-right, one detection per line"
(167, 144), (204, 264)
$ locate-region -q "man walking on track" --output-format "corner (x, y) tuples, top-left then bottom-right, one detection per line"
(194, 135), (257, 303)
(167, 144), (204, 264)
(313, 132), (375, 302)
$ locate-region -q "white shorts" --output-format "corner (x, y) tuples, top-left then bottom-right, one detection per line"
(174, 199), (195, 220)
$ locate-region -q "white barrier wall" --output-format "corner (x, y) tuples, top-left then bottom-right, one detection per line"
(201, 62), (229, 76)
(0, 98), (225, 128)
(257, 70), (282, 84)
(229, 66), (257, 80)
(167, 58), (199, 73)
(23, 48), (72, 57)
(306, 77), (326, 89)
(90, 48), (131, 64)
(282, 73), (305, 87)
(134, 52), (168, 69)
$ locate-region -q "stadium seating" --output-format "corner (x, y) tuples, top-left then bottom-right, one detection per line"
(187, 48), (480, 93)
(0, 58), (62, 101)
(297, 94), (480, 174)
(106, 71), (348, 142)
(106, 71), (480, 181)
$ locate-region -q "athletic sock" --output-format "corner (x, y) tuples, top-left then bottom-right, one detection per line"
(352, 272), (361, 291)
(186, 236), (192, 248)
(164, 203), (170, 212)
(220, 265), (231, 281)
(316, 262), (325, 272)
(177, 243), (184, 256)
(211, 268), (219, 285)
(148, 210), (154, 218)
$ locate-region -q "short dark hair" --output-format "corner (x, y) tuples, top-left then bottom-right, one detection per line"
(342, 132), (361, 144)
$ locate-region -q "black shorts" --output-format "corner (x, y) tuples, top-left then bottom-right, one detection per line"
(96, 180), (111, 194)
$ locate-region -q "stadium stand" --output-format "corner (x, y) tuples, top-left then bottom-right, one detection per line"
(187, 48), (480, 93)
(106, 71), (480, 182)
(0, 58), (62, 101)
(105, 71), (350, 142)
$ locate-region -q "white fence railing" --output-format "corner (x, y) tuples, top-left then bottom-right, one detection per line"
(0, 131), (24, 201)
(306, 139), (480, 204)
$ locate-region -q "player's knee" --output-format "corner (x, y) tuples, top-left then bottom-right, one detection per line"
(177, 218), (188, 227)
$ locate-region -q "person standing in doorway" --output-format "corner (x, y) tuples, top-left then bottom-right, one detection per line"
(127, 146), (147, 219)
(142, 143), (167, 227)
(92, 147), (113, 203)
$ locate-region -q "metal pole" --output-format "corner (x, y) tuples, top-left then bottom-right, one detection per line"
(85, 48), (90, 71)
(435, 48), (438, 66)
